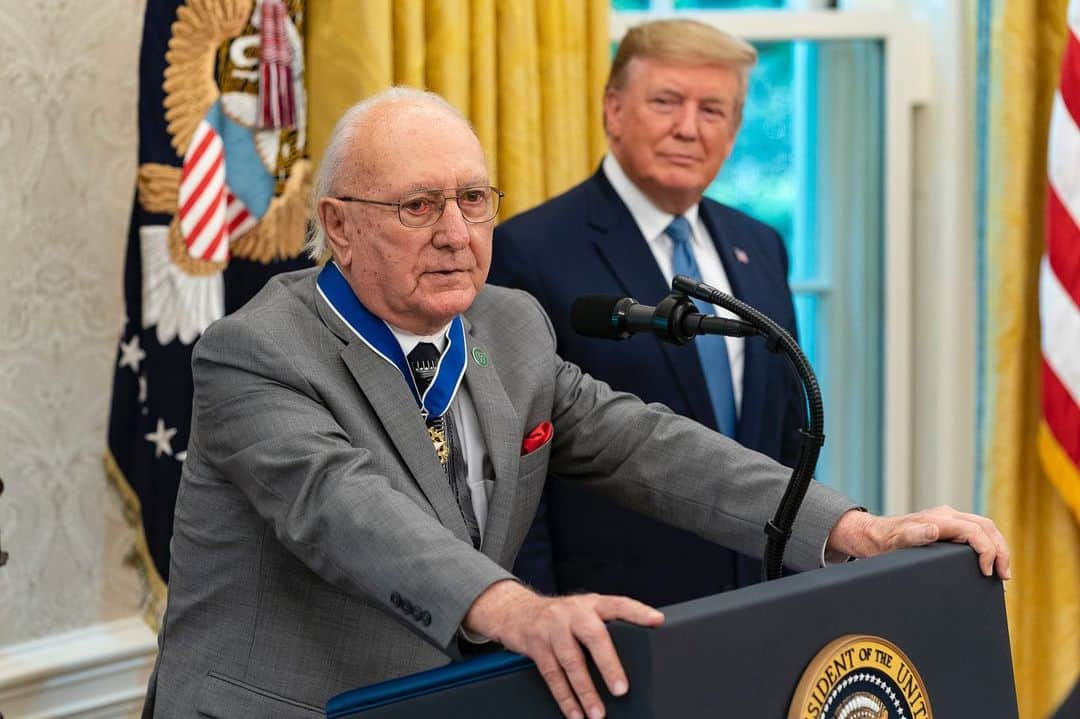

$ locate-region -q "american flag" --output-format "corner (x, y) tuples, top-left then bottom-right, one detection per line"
(1041, 0), (1080, 525)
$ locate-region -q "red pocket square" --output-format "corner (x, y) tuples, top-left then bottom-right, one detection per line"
(521, 420), (553, 455)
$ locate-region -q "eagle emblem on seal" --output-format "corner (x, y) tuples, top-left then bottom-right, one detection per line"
(136, 0), (309, 345)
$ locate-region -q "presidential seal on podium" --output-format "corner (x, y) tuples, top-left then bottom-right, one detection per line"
(788, 635), (932, 719)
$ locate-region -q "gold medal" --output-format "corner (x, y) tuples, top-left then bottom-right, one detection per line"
(428, 424), (450, 465)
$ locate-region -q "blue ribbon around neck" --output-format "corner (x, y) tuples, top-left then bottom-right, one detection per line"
(316, 262), (467, 419)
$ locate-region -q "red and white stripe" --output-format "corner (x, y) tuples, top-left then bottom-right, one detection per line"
(257, 0), (295, 129)
(1041, 0), (1080, 499)
(226, 190), (257, 239)
(178, 120), (229, 264)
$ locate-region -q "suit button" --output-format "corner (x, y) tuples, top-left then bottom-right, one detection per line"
(390, 592), (402, 607)
(421, 611), (432, 626)
(402, 599), (413, 614)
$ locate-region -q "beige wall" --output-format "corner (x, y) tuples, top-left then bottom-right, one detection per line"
(0, 0), (149, 645)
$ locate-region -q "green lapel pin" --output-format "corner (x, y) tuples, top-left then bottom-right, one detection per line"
(472, 347), (489, 367)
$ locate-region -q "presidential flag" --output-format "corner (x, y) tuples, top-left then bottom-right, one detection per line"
(106, 0), (312, 610)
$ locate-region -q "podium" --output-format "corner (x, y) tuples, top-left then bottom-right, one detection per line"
(327, 544), (1017, 717)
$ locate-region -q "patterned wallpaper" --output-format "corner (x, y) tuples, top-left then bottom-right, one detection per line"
(0, 0), (149, 644)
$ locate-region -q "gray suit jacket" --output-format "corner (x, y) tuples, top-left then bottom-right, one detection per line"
(145, 267), (854, 717)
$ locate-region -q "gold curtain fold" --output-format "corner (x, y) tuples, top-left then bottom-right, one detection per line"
(984, 1), (1080, 716)
(305, 0), (610, 219)
(395, 0), (427, 88)
(305, 1), (391, 166)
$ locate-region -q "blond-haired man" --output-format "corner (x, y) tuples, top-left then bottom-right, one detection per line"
(492, 19), (813, 604)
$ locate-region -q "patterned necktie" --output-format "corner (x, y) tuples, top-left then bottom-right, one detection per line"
(666, 216), (738, 436)
(407, 342), (481, 548)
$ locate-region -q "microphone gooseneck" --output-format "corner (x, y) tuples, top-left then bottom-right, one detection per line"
(672, 274), (824, 582)
(572, 280), (823, 580)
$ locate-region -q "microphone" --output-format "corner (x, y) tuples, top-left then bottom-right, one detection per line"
(571, 294), (758, 344)
(576, 278), (825, 583)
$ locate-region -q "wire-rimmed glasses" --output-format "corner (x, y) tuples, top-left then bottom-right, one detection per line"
(334, 185), (504, 228)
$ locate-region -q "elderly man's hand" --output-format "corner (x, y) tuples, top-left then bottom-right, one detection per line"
(826, 506), (1011, 579)
(463, 580), (664, 719)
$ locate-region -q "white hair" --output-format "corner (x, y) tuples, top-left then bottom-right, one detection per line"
(306, 87), (471, 261)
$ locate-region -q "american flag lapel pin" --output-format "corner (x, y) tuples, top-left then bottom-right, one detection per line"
(734, 247), (750, 264)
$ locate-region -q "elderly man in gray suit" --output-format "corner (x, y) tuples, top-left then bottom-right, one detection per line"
(144, 88), (1009, 719)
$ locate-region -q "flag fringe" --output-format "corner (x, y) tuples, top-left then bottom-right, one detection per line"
(1039, 420), (1080, 524)
(103, 449), (168, 632)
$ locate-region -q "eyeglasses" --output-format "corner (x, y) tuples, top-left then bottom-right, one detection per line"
(334, 185), (504, 228)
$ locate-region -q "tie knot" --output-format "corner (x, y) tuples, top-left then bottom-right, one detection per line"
(408, 342), (441, 364)
(407, 342), (441, 392)
(665, 216), (692, 248)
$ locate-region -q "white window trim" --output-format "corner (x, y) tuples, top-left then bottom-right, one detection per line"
(611, 5), (976, 516)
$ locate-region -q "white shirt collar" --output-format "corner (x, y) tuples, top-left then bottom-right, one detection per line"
(387, 322), (450, 357)
(602, 154), (702, 247)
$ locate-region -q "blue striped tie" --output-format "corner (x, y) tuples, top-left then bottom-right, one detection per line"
(666, 216), (737, 436)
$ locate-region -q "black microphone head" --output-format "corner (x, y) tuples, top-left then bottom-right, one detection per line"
(571, 295), (633, 339)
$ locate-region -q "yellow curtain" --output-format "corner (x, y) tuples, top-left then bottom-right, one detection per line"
(304, 0), (610, 219)
(985, 1), (1080, 716)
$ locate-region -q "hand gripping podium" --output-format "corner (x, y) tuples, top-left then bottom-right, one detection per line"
(327, 544), (1017, 718)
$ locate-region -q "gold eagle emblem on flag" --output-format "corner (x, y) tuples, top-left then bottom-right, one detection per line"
(137, 0), (310, 279)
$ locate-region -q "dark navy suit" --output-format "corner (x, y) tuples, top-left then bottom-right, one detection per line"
(491, 168), (805, 606)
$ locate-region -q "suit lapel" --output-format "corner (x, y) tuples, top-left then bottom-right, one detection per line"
(315, 288), (471, 541)
(586, 175), (671, 302)
(700, 201), (766, 444)
(586, 171), (717, 427)
(460, 323), (521, 567)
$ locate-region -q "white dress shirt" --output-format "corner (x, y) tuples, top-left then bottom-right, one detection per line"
(388, 323), (493, 537)
(602, 154), (745, 414)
